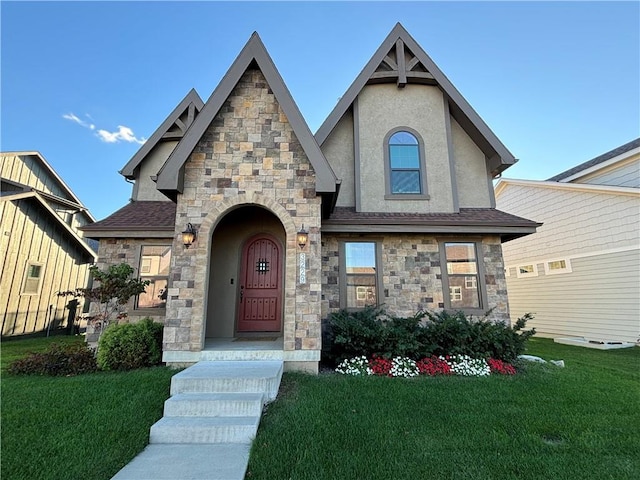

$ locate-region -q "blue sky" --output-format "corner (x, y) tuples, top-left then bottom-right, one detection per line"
(2, 1), (638, 220)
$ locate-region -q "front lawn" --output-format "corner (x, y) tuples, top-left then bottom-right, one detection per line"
(2, 336), (638, 480)
(247, 338), (640, 479)
(1, 336), (174, 480)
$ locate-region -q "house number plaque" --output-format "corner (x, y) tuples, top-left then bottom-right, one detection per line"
(299, 252), (306, 284)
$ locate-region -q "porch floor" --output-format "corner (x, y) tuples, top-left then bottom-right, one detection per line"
(201, 337), (284, 361)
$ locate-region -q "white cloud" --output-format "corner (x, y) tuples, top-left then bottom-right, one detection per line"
(62, 112), (95, 130)
(63, 112), (145, 145)
(96, 126), (146, 145)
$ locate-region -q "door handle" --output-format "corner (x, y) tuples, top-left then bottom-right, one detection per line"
(240, 286), (244, 302)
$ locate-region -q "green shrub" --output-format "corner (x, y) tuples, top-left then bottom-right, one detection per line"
(324, 305), (386, 364)
(7, 342), (97, 376)
(422, 311), (536, 362)
(97, 318), (163, 371)
(324, 308), (535, 364)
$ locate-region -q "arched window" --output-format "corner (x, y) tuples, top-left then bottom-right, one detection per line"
(386, 130), (426, 195)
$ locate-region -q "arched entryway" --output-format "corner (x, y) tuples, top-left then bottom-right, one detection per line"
(205, 206), (286, 339)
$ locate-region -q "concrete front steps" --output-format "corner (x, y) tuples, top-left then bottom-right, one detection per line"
(112, 360), (283, 480)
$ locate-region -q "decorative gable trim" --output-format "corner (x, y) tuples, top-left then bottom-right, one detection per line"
(120, 89), (204, 179)
(315, 23), (517, 176)
(155, 32), (338, 196)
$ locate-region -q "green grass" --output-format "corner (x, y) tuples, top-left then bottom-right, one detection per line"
(2, 336), (638, 480)
(246, 338), (640, 480)
(0, 335), (83, 370)
(1, 336), (175, 480)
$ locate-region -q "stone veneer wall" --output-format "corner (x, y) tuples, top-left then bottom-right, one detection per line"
(163, 68), (322, 369)
(86, 238), (170, 343)
(321, 234), (509, 323)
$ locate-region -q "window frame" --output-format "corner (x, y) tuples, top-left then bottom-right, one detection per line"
(135, 245), (172, 311)
(21, 261), (44, 296)
(516, 263), (538, 278)
(544, 258), (572, 275)
(338, 239), (384, 311)
(383, 127), (429, 200)
(439, 240), (488, 315)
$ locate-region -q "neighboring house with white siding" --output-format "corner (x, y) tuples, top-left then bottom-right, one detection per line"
(495, 138), (640, 343)
(1, 152), (98, 337)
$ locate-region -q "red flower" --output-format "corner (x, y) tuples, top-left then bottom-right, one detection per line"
(417, 356), (452, 376)
(488, 358), (516, 375)
(369, 355), (393, 376)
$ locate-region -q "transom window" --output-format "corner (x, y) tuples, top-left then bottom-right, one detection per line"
(343, 242), (379, 309)
(389, 131), (421, 194)
(137, 245), (172, 309)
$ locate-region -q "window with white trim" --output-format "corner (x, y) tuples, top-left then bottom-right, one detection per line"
(136, 246), (171, 309)
(450, 286), (462, 302)
(545, 259), (572, 275)
(516, 264), (538, 278)
(22, 261), (44, 295)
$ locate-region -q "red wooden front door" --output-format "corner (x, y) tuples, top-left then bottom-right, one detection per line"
(237, 234), (282, 333)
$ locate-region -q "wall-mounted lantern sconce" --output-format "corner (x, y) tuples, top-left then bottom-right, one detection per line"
(297, 224), (308, 250)
(182, 223), (197, 248)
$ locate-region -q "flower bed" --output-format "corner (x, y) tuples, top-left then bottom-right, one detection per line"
(336, 355), (517, 377)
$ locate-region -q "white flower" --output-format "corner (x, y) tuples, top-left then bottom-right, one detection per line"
(390, 357), (419, 377)
(335, 356), (372, 375)
(446, 355), (490, 376)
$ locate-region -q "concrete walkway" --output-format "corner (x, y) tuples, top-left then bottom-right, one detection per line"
(112, 360), (283, 480)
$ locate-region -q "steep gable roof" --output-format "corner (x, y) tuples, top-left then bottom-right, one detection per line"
(315, 23), (517, 176)
(120, 89), (204, 179)
(546, 138), (640, 183)
(0, 190), (97, 260)
(156, 32), (338, 197)
(0, 151), (96, 222)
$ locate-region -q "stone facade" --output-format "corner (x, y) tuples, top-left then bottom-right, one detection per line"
(86, 237), (170, 342)
(321, 234), (509, 322)
(162, 69), (322, 369)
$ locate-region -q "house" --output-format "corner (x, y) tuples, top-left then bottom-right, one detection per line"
(1, 152), (98, 337)
(495, 138), (640, 344)
(81, 24), (539, 372)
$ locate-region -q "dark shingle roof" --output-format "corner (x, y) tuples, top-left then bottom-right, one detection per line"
(547, 138), (640, 182)
(81, 201), (176, 232)
(325, 207), (538, 227)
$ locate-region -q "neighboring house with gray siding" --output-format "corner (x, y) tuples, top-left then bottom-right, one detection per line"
(82, 24), (538, 372)
(1, 152), (97, 337)
(495, 138), (640, 343)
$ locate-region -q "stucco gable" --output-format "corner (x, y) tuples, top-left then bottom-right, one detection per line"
(120, 89), (205, 180)
(155, 33), (337, 198)
(315, 23), (516, 176)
